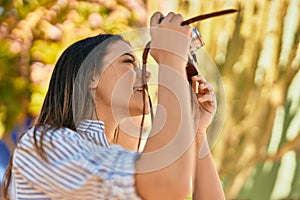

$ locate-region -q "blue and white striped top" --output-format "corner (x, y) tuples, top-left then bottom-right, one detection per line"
(10, 120), (141, 200)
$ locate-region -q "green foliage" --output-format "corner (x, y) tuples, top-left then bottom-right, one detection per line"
(0, 39), (29, 135)
(1, 0), (299, 199)
(31, 40), (61, 63)
(0, 0), (145, 138)
(151, 0), (300, 199)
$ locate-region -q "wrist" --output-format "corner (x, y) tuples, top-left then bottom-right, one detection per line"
(195, 134), (211, 158)
(196, 128), (207, 135)
(156, 54), (189, 74)
(155, 51), (188, 63)
(158, 62), (189, 84)
(150, 27), (191, 63)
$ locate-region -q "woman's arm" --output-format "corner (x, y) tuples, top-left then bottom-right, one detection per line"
(135, 12), (196, 200)
(193, 134), (225, 200)
(190, 75), (225, 199)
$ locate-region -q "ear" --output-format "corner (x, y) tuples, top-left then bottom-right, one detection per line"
(88, 78), (98, 90)
(88, 78), (97, 99)
(88, 70), (100, 90)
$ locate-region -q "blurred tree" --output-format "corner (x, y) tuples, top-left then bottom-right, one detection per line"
(1, 0), (300, 199)
(0, 0), (147, 148)
(147, 0), (300, 199)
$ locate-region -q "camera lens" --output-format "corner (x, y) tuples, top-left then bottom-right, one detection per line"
(190, 28), (205, 52)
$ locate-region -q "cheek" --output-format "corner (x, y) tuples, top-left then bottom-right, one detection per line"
(112, 70), (135, 99)
(95, 67), (116, 104)
(96, 68), (135, 105)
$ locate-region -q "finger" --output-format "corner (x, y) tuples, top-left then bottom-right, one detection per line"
(191, 74), (207, 84)
(198, 82), (212, 91)
(150, 12), (163, 27)
(198, 94), (214, 102)
(206, 83), (214, 92)
(199, 83), (208, 90)
(199, 101), (216, 114)
(191, 77), (199, 93)
(171, 14), (184, 24)
(197, 80), (214, 93)
(198, 84), (208, 95)
(162, 12), (176, 23)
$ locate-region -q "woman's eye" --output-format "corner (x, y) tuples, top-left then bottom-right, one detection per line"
(124, 59), (135, 64)
(124, 58), (139, 68)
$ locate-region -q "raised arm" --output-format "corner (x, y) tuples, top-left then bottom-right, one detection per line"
(135, 12), (196, 200)
(190, 75), (225, 199)
(193, 134), (225, 200)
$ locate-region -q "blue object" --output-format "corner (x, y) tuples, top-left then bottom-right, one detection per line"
(11, 118), (32, 144)
(0, 140), (10, 183)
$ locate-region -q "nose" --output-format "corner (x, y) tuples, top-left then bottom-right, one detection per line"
(135, 68), (151, 84)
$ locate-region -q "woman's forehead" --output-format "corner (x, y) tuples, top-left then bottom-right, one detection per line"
(104, 40), (135, 62)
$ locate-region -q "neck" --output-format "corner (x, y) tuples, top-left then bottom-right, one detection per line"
(95, 105), (118, 145)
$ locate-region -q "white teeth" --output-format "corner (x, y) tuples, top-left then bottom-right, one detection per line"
(133, 87), (143, 92)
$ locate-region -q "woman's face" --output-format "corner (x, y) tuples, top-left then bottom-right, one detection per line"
(94, 40), (151, 119)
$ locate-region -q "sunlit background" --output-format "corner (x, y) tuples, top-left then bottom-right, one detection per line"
(0, 0), (300, 199)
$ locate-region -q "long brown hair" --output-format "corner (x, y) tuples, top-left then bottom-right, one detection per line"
(1, 34), (123, 199)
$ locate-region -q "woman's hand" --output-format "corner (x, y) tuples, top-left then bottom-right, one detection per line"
(191, 75), (217, 134)
(149, 12), (192, 64)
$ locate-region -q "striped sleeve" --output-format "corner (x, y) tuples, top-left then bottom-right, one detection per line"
(13, 128), (141, 200)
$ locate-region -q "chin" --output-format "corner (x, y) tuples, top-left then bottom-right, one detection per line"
(129, 106), (150, 117)
(129, 93), (151, 116)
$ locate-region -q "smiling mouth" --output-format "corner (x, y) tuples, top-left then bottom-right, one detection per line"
(133, 87), (144, 92)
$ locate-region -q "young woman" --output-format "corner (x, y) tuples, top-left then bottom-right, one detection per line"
(2, 12), (225, 199)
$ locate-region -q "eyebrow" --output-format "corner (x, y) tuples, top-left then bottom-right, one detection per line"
(121, 52), (141, 68)
(121, 53), (136, 61)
